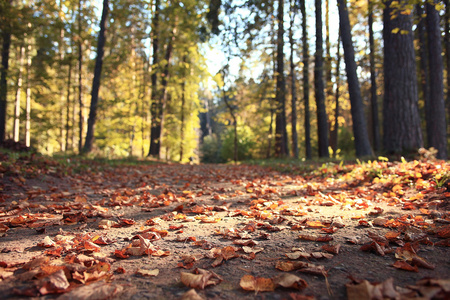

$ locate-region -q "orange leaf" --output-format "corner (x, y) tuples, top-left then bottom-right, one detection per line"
(239, 275), (276, 293)
(392, 261), (418, 272)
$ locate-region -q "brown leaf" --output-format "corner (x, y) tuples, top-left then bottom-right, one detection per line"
(321, 244), (341, 254)
(136, 269), (159, 277)
(57, 281), (124, 300)
(180, 268), (222, 289)
(239, 274), (276, 293)
(346, 277), (398, 300)
(392, 261), (418, 272)
(38, 269), (70, 295)
(180, 289), (205, 300)
(272, 273), (308, 290)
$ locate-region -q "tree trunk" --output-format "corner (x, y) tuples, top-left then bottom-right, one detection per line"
(0, 0), (12, 143)
(289, 0), (298, 159)
(179, 80), (185, 162)
(77, 0), (84, 153)
(337, 0), (373, 157)
(83, 0), (109, 153)
(148, 0), (161, 157)
(13, 46), (24, 142)
(25, 30), (31, 148)
(383, 0), (423, 154)
(59, 0), (65, 152)
(315, 0), (330, 158)
(330, 34), (340, 156)
(445, 0), (450, 139)
(416, 4), (431, 147)
(65, 56), (72, 151)
(300, 0), (311, 159)
(368, 0), (380, 152)
(426, 0), (447, 159)
(325, 0), (333, 134)
(275, 0), (288, 157)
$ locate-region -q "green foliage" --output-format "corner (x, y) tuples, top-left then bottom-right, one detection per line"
(200, 134), (224, 163)
(220, 126), (256, 162)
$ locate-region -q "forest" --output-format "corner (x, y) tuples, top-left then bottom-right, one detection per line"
(0, 0), (449, 162)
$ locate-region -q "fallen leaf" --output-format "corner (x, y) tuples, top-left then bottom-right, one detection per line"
(239, 274), (276, 293)
(346, 277), (398, 300)
(57, 281), (124, 300)
(392, 260), (418, 272)
(180, 289), (204, 300)
(272, 273), (308, 290)
(180, 268), (222, 289)
(136, 269), (159, 277)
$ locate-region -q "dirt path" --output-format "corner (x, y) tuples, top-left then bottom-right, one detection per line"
(0, 158), (449, 299)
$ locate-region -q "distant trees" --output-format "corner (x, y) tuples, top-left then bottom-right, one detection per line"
(0, 0), (448, 161)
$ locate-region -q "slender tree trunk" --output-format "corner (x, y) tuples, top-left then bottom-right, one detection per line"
(330, 34), (340, 156)
(368, 0), (380, 152)
(83, 0), (109, 153)
(25, 31), (31, 148)
(337, 0), (373, 157)
(223, 91), (238, 163)
(77, 0), (83, 152)
(416, 4), (431, 146)
(267, 107), (274, 158)
(300, 0), (311, 159)
(445, 0), (450, 138)
(65, 56), (72, 151)
(0, 0), (12, 143)
(149, 0), (161, 157)
(275, 0), (288, 157)
(315, 0), (330, 157)
(180, 80), (185, 162)
(325, 0), (333, 135)
(59, 0), (65, 151)
(13, 46), (24, 142)
(426, 0), (447, 159)
(383, 0), (423, 154)
(289, 0), (299, 159)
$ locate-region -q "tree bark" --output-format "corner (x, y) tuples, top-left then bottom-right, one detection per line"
(148, 0), (161, 157)
(337, 0), (373, 157)
(416, 4), (431, 147)
(65, 56), (72, 151)
(426, 0), (447, 159)
(289, 0), (298, 159)
(445, 0), (450, 139)
(315, 0), (330, 158)
(368, 0), (380, 152)
(77, 0), (84, 153)
(25, 29), (31, 148)
(83, 0), (109, 153)
(13, 46), (24, 142)
(300, 0), (311, 159)
(383, 0), (423, 154)
(0, 0), (12, 143)
(275, 0), (288, 157)
(330, 34), (340, 156)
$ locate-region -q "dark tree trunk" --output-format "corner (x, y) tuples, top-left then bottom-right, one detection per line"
(300, 0), (311, 159)
(148, 0), (160, 157)
(445, 0), (450, 139)
(0, 1), (12, 143)
(337, 0), (373, 157)
(330, 34), (340, 156)
(314, 0), (329, 158)
(416, 4), (431, 147)
(426, 1), (447, 159)
(275, 0), (288, 157)
(149, 27), (175, 159)
(77, 0), (84, 153)
(289, 0), (298, 159)
(179, 80), (185, 162)
(65, 57), (72, 151)
(368, 0), (380, 152)
(383, 0), (423, 154)
(83, 0), (109, 153)
(325, 0), (333, 134)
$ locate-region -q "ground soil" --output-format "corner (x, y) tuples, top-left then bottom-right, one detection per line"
(0, 160), (449, 299)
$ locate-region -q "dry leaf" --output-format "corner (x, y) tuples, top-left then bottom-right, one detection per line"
(180, 289), (204, 300)
(272, 273), (308, 290)
(136, 269), (159, 277)
(239, 274), (276, 293)
(180, 268), (222, 289)
(57, 281), (124, 300)
(346, 277), (398, 300)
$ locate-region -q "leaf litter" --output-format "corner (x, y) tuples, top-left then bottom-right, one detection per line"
(0, 153), (449, 299)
